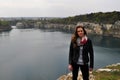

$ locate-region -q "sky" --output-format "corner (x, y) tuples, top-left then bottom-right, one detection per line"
(0, 0), (120, 17)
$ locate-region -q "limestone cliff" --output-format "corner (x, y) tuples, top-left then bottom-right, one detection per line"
(36, 21), (120, 38)
(15, 21), (120, 38)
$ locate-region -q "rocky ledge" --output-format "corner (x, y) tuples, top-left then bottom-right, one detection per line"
(0, 26), (12, 32)
(16, 20), (120, 38)
(57, 71), (94, 80)
(57, 63), (120, 80)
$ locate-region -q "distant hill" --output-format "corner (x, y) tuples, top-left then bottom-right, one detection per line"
(49, 11), (120, 24)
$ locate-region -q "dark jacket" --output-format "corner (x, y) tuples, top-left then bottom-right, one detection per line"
(69, 38), (94, 68)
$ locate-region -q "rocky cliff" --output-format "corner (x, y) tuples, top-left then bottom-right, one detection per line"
(15, 21), (120, 38)
(35, 21), (120, 38)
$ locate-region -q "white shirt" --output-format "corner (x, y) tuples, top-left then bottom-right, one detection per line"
(77, 38), (84, 65)
(77, 45), (84, 65)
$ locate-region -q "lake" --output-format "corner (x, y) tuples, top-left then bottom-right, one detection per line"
(0, 29), (120, 80)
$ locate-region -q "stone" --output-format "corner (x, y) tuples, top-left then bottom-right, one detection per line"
(57, 71), (95, 80)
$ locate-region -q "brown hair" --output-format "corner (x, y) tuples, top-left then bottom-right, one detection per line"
(71, 26), (87, 48)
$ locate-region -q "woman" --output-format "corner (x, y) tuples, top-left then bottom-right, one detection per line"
(68, 26), (94, 80)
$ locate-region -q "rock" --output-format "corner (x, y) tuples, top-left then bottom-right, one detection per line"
(106, 63), (120, 67)
(114, 21), (120, 26)
(16, 22), (34, 29)
(96, 68), (119, 72)
(16, 22), (24, 28)
(57, 71), (95, 80)
(15, 20), (120, 38)
(58, 63), (120, 80)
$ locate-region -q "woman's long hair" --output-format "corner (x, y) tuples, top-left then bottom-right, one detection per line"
(71, 26), (87, 48)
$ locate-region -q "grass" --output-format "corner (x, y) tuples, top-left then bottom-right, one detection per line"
(93, 65), (120, 80)
(93, 71), (120, 80)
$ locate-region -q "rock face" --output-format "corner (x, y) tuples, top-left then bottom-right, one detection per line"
(35, 21), (120, 38)
(16, 22), (25, 29)
(34, 22), (75, 33)
(16, 22), (34, 29)
(110, 21), (120, 38)
(15, 20), (120, 38)
(76, 22), (103, 35)
(76, 21), (120, 38)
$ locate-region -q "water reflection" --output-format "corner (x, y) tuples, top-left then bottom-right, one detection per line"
(0, 31), (10, 36)
(38, 29), (120, 48)
(1, 29), (120, 49)
(89, 35), (120, 48)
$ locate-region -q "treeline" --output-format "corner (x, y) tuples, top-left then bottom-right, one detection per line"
(0, 20), (10, 26)
(49, 11), (120, 24)
(0, 20), (11, 31)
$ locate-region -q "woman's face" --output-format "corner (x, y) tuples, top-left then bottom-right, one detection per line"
(77, 27), (85, 38)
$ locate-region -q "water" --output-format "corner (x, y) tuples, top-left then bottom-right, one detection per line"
(0, 29), (120, 80)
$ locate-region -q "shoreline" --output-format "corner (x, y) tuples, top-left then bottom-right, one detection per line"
(57, 63), (120, 80)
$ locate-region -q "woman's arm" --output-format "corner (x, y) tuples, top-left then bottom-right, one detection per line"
(69, 41), (73, 64)
(68, 41), (74, 71)
(88, 39), (94, 69)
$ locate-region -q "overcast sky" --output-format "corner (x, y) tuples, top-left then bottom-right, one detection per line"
(0, 0), (120, 17)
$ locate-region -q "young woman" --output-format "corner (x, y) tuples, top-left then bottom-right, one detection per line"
(68, 26), (94, 80)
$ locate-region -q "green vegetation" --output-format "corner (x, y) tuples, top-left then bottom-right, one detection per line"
(0, 20), (11, 31)
(106, 65), (120, 70)
(49, 11), (120, 24)
(93, 71), (120, 80)
(0, 20), (10, 26)
(93, 65), (120, 80)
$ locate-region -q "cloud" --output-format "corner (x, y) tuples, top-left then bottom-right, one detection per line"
(0, 0), (120, 17)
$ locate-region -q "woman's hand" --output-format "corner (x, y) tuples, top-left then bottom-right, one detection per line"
(68, 64), (73, 71)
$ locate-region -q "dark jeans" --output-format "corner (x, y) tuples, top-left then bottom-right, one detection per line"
(72, 63), (89, 80)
